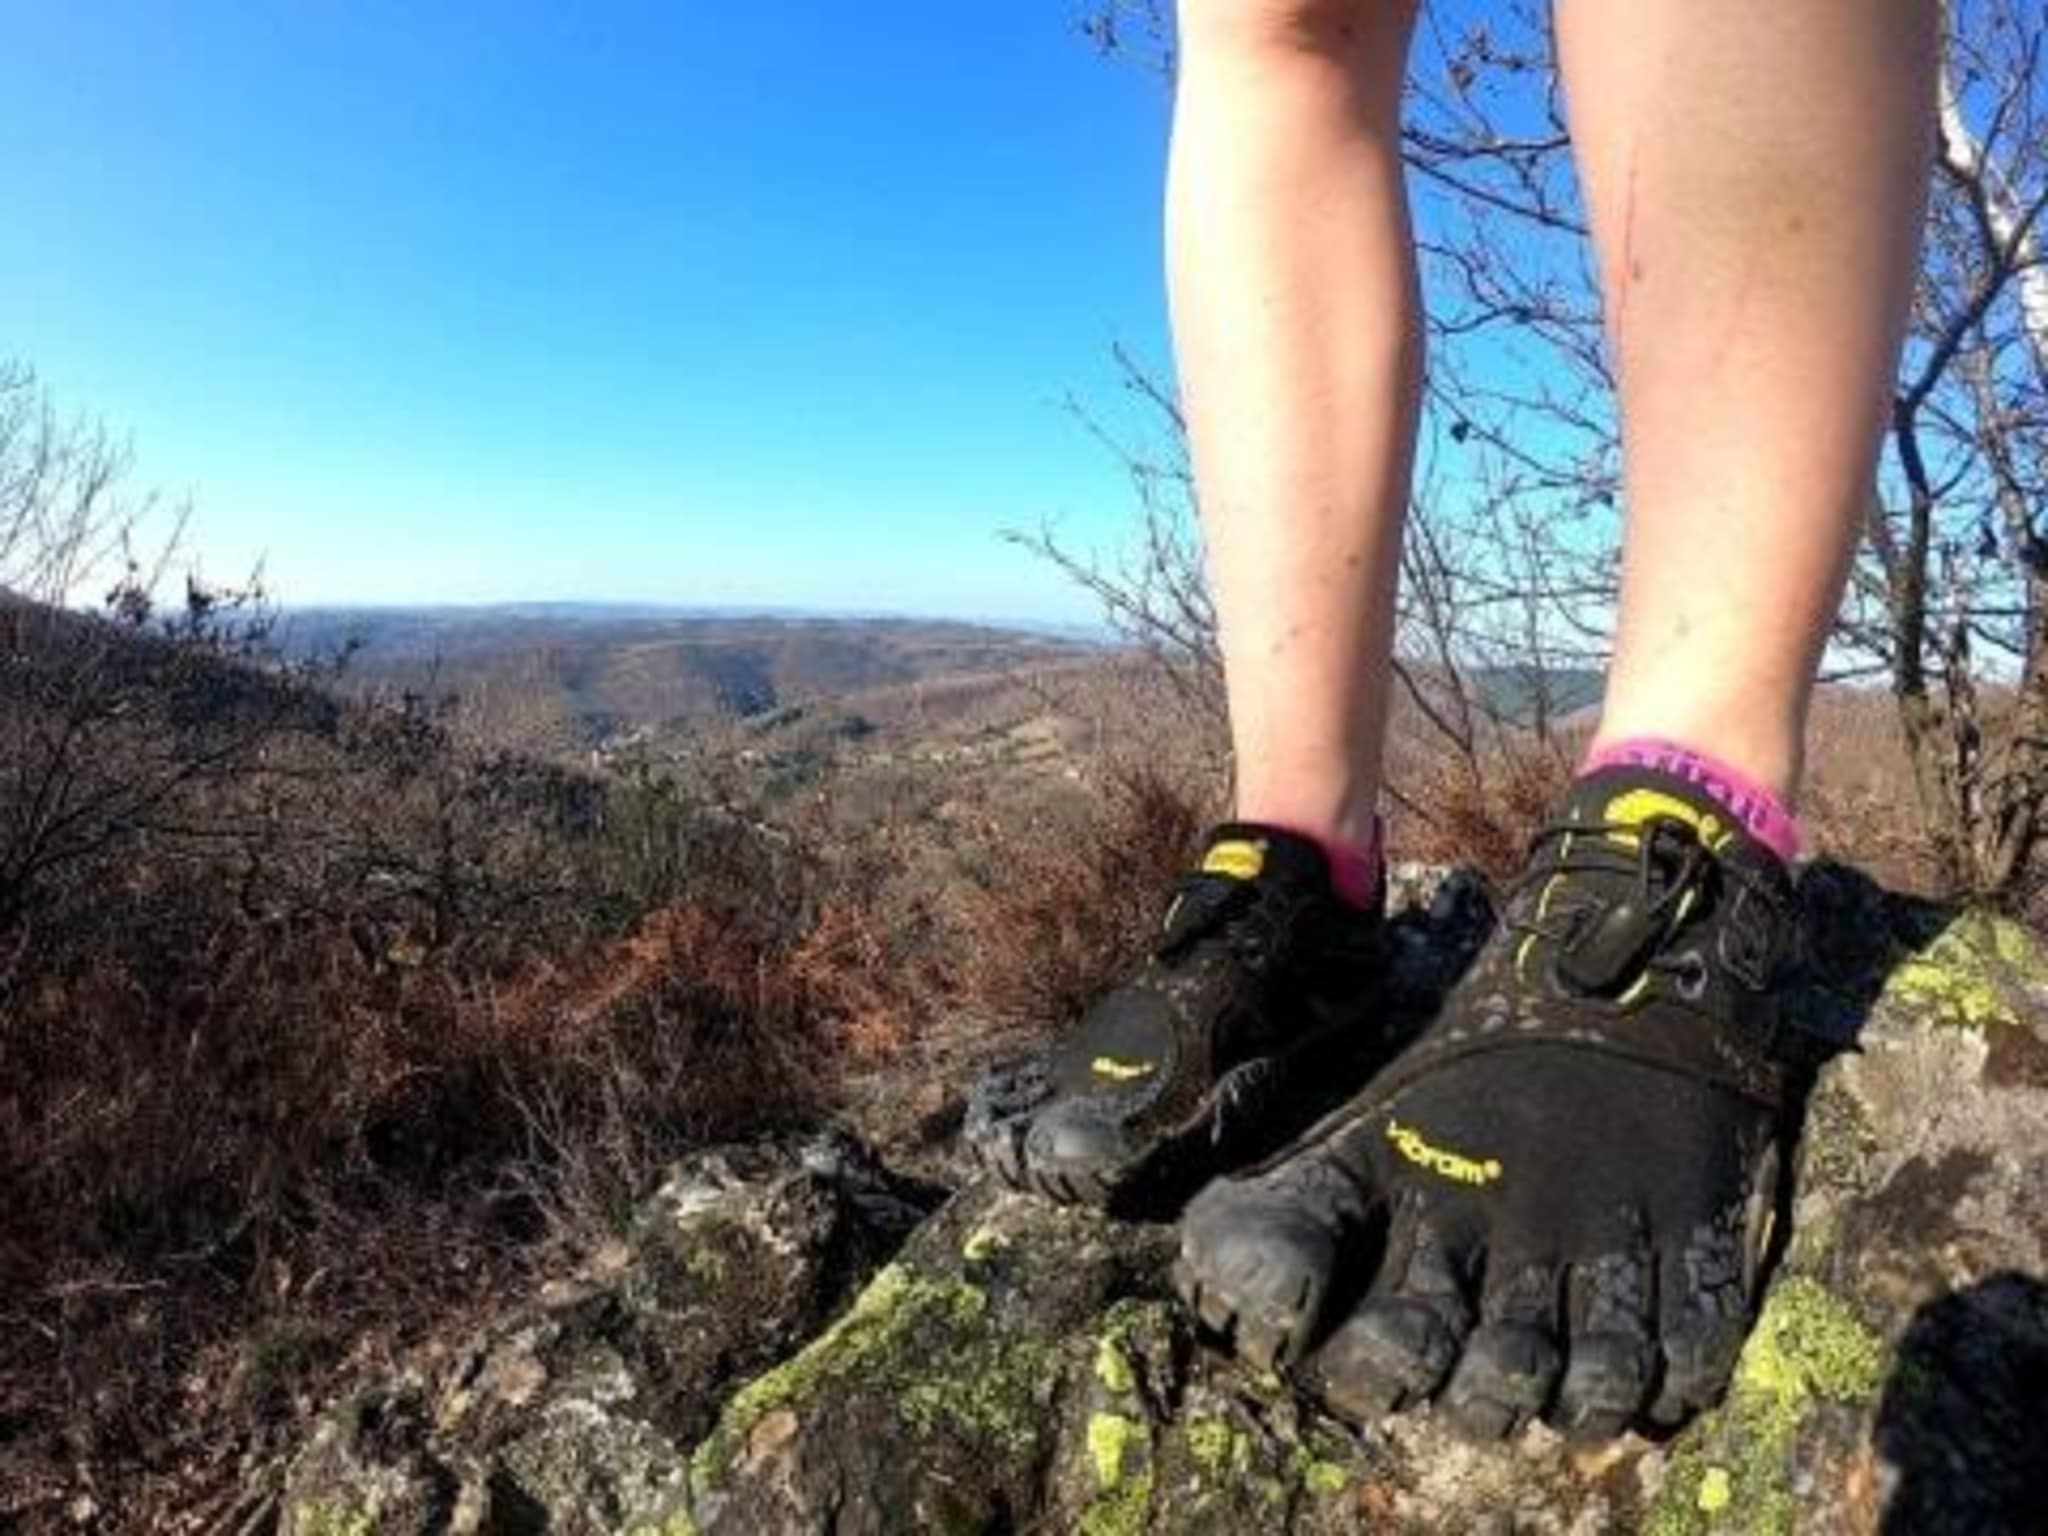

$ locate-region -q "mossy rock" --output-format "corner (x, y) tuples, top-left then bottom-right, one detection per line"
(279, 1135), (936, 1535)
(1638, 871), (2048, 1536)
(277, 1386), (453, 1536)
(271, 870), (2048, 1534)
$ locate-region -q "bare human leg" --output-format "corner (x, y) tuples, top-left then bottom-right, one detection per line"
(1168, 0), (1422, 885)
(1564, 0), (1940, 803)
(960, 0), (1422, 1208)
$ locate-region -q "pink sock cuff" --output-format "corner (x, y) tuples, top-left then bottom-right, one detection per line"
(1582, 737), (1800, 861)
(1290, 817), (1384, 910)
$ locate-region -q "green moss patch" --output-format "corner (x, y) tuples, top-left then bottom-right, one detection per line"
(290, 1502), (377, 1536)
(1647, 1277), (1886, 1536)
(1094, 1337), (1136, 1397)
(689, 1262), (1058, 1494)
(1883, 910), (2048, 1033)
(1080, 1412), (1154, 1536)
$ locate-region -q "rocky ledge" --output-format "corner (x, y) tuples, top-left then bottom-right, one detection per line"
(271, 866), (2048, 1535)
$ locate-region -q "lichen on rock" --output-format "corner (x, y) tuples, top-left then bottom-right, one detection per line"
(1647, 1278), (1887, 1536)
(1878, 907), (2048, 1033)
(686, 1259), (1058, 1495)
(1080, 1412), (1154, 1536)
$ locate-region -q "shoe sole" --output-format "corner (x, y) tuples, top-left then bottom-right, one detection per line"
(1172, 1257), (1321, 1375)
(1169, 1170), (1348, 1372)
(965, 1050), (1306, 1218)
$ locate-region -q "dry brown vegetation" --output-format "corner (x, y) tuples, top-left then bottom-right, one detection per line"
(0, 553), (1220, 1531)
(0, 628), (816, 1520)
(9, 568), (2000, 1527)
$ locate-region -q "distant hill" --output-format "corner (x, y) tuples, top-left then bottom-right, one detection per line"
(279, 607), (1103, 755)
(273, 604), (1618, 782)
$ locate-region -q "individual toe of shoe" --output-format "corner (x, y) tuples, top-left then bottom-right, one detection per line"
(1440, 1322), (1563, 1439)
(1177, 1181), (1345, 1368)
(1309, 1295), (1470, 1420)
(1551, 1331), (1655, 1440)
(965, 1054), (1049, 1120)
(1018, 1099), (1141, 1203)
(1552, 1246), (1657, 1439)
(1646, 1316), (1747, 1429)
(962, 1059), (1052, 1187)
(969, 1113), (1031, 1189)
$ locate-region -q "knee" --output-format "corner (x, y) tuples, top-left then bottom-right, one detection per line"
(1175, 0), (1415, 68)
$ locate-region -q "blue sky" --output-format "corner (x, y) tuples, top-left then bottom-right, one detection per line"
(0, 3), (1176, 622)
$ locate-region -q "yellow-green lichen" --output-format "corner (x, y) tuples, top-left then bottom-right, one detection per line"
(1646, 1277), (1886, 1536)
(1989, 909), (2048, 976)
(689, 1263), (1055, 1494)
(1185, 1413), (1253, 1481)
(1697, 1467), (1733, 1513)
(1094, 1337), (1135, 1396)
(1882, 909), (2048, 1032)
(961, 1224), (1009, 1264)
(624, 1512), (700, 1536)
(1081, 1412), (1154, 1536)
(290, 1501), (375, 1536)
(1088, 1412), (1143, 1486)
(1290, 1422), (1356, 1498)
(1185, 1416), (1229, 1470)
(1738, 1277), (1885, 1405)
(1302, 1458), (1351, 1497)
(1791, 1074), (1880, 1207)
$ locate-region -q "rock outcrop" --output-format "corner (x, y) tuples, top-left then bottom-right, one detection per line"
(272, 866), (2048, 1535)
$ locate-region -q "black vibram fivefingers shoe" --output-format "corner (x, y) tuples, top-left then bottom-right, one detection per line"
(1176, 765), (1808, 1440)
(964, 824), (1388, 1215)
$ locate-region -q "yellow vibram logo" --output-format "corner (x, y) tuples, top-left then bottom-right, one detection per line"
(1385, 1119), (1504, 1187)
(1601, 789), (1732, 853)
(1201, 838), (1267, 882)
(1092, 1056), (1157, 1082)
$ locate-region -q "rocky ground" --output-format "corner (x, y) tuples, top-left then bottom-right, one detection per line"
(262, 865), (2048, 1535)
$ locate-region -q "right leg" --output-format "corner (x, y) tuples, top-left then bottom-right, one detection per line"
(1170, 0), (1422, 882)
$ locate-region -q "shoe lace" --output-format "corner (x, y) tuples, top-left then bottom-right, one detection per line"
(1155, 872), (1299, 975)
(1504, 816), (1784, 998)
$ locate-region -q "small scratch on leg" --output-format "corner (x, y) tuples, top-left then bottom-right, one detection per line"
(1615, 142), (1644, 353)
